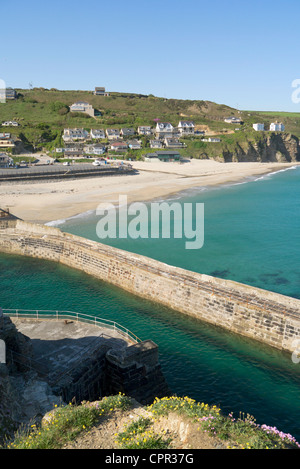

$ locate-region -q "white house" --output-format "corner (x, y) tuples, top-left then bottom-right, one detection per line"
(63, 128), (89, 142)
(106, 128), (120, 140)
(84, 144), (106, 156)
(90, 129), (106, 139)
(137, 126), (152, 135)
(2, 121), (19, 127)
(155, 122), (174, 138)
(202, 137), (221, 143)
(128, 140), (142, 150)
(109, 141), (128, 151)
(224, 117), (243, 125)
(177, 121), (195, 135)
(164, 138), (184, 148)
(253, 123), (265, 131)
(270, 122), (285, 132)
(150, 139), (163, 149)
(70, 101), (95, 117)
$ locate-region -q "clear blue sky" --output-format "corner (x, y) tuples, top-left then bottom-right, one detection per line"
(1, 0), (300, 111)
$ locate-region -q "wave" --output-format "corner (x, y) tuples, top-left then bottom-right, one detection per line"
(45, 209), (96, 227)
(254, 165), (298, 182)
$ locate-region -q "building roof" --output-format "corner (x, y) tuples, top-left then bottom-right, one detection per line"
(145, 150), (181, 158)
(178, 121), (194, 126)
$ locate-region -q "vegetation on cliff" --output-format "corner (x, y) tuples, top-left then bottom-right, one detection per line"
(2, 394), (299, 450)
(1, 88), (300, 162)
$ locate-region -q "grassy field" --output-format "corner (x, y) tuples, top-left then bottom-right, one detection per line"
(0, 88), (299, 158)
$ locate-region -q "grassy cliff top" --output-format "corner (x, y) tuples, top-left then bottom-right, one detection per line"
(4, 394), (300, 450)
(1, 88), (299, 157)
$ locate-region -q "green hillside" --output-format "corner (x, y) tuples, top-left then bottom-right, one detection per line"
(0, 88), (299, 160)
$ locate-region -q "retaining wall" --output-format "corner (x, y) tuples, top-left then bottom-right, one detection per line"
(0, 218), (299, 354)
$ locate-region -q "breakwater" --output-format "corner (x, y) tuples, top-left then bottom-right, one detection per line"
(0, 214), (299, 354)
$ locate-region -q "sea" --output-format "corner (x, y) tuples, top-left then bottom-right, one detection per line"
(1, 165), (300, 440)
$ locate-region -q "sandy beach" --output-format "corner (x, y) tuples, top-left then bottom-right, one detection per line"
(0, 159), (299, 224)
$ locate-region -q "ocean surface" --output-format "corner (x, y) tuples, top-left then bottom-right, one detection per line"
(1, 165), (300, 441)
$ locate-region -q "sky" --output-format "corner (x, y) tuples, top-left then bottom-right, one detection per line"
(1, 0), (300, 112)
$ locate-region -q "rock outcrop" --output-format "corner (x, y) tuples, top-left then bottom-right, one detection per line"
(220, 133), (300, 163)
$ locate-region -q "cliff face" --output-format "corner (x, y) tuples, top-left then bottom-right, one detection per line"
(220, 133), (300, 163)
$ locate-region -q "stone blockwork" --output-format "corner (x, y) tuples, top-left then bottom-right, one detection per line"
(0, 315), (170, 438)
(105, 340), (170, 405)
(0, 218), (300, 354)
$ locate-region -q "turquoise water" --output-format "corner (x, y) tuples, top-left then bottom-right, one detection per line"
(1, 165), (300, 440)
(59, 165), (300, 298)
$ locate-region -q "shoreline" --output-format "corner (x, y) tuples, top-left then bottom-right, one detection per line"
(0, 160), (299, 224)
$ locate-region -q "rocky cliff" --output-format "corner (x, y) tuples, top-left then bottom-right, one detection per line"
(220, 133), (300, 163)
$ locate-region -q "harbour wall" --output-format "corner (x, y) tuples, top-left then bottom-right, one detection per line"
(0, 217), (300, 354)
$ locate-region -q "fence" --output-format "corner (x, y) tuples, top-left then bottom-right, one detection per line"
(2, 309), (141, 344)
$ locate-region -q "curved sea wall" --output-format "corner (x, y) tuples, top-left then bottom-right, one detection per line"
(0, 216), (299, 354)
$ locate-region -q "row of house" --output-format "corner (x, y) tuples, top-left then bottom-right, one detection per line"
(253, 122), (285, 132)
(62, 121), (197, 143)
(58, 135), (186, 157)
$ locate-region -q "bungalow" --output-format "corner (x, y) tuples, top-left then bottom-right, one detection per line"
(150, 139), (163, 149)
(137, 126), (152, 135)
(64, 146), (84, 158)
(63, 128), (89, 142)
(90, 129), (106, 139)
(270, 122), (285, 131)
(120, 128), (136, 138)
(109, 141), (128, 152)
(2, 121), (19, 127)
(164, 138), (184, 148)
(70, 101), (95, 117)
(128, 140), (142, 150)
(0, 153), (13, 168)
(106, 128), (120, 140)
(224, 117), (243, 125)
(144, 150), (181, 162)
(84, 144), (106, 156)
(201, 137), (221, 143)
(155, 122), (174, 139)
(177, 121), (195, 136)
(94, 87), (109, 96)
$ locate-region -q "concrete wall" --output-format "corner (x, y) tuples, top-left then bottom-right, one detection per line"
(0, 218), (300, 354)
